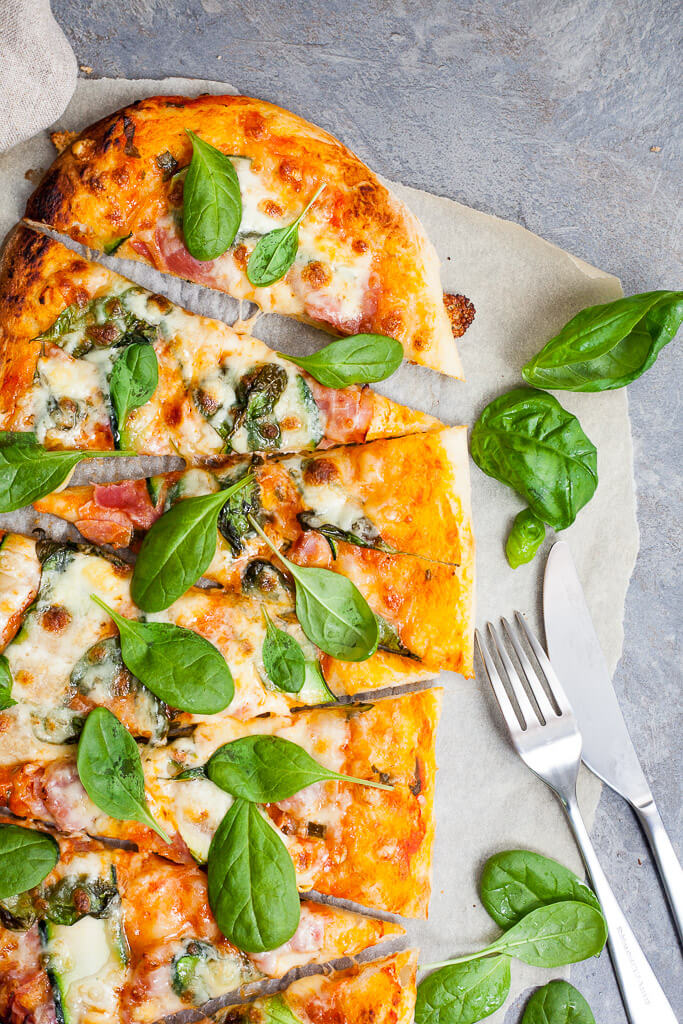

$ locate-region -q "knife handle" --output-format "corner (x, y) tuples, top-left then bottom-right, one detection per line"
(564, 794), (678, 1024)
(634, 797), (683, 947)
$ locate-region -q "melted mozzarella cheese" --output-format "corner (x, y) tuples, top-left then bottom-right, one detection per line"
(231, 157), (289, 235)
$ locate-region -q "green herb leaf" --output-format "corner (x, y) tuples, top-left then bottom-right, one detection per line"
(415, 956), (511, 1024)
(208, 799), (300, 953)
(247, 185), (324, 287)
(480, 849), (602, 929)
(258, 994), (304, 1024)
(248, 517), (378, 661)
(279, 333), (404, 388)
(262, 609), (306, 693)
(470, 388), (598, 531)
(486, 901), (607, 967)
(91, 596), (234, 714)
(521, 980), (596, 1024)
(131, 474), (254, 612)
(522, 290), (683, 392)
(103, 233), (131, 255)
(182, 131), (242, 261)
(0, 655), (16, 710)
(110, 342), (159, 436)
(205, 734), (393, 802)
(506, 509), (545, 568)
(0, 824), (59, 899)
(76, 707), (170, 842)
(0, 433), (132, 512)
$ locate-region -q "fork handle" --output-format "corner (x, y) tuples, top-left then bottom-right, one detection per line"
(564, 793), (677, 1024)
(633, 797), (683, 946)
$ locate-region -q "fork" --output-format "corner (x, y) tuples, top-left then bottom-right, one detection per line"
(476, 613), (677, 1024)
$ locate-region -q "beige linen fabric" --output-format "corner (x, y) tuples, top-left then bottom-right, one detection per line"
(0, 0), (76, 153)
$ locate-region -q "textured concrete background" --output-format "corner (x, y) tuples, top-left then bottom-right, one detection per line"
(51, 1), (682, 1019)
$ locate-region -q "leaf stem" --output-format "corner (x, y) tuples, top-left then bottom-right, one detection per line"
(334, 772), (393, 791)
(422, 949), (506, 970)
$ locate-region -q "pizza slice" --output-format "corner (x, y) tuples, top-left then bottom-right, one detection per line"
(198, 951), (418, 1024)
(25, 94), (466, 377)
(0, 690), (439, 919)
(0, 225), (438, 466)
(0, 833), (402, 1024)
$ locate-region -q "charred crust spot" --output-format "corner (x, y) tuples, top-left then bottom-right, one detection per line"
(50, 130), (78, 154)
(41, 605), (71, 633)
(101, 119), (120, 153)
(410, 758), (423, 796)
(26, 167), (74, 223)
(232, 244), (248, 271)
(243, 110), (268, 140)
(278, 158), (303, 191)
(300, 260), (332, 289)
(122, 116), (141, 158)
(443, 293), (476, 338)
(112, 167), (130, 187)
(303, 458), (340, 486)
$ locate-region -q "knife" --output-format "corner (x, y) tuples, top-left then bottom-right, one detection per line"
(544, 540), (683, 945)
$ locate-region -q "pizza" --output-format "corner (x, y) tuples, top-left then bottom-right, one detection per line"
(0, 690), (440, 918)
(0, 225), (438, 465)
(199, 950), (418, 1024)
(0, 832), (401, 1024)
(25, 95), (466, 378)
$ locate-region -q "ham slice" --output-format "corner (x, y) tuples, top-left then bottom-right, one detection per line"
(93, 480), (160, 529)
(308, 378), (374, 443)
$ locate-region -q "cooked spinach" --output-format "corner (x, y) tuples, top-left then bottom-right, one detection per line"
(76, 706), (170, 842)
(217, 472), (261, 555)
(521, 980), (596, 1024)
(183, 131), (242, 261)
(92, 596), (234, 715)
(234, 363), (288, 451)
(248, 516), (378, 661)
(280, 333), (404, 388)
(415, 956), (511, 1024)
(470, 388), (598, 533)
(261, 609), (306, 693)
(0, 824), (59, 900)
(109, 341), (159, 440)
(375, 612), (419, 659)
(505, 509), (545, 568)
(258, 994), (304, 1024)
(479, 849), (601, 929)
(0, 654), (16, 710)
(0, 432), (131, 512)
(37, 287), (158, 357)
(298, 510), (394, 555)
(247, 185), (324, 287)
(207, 798), (300, 952)
(205, 733), (393, 802)
(131, 473), (254, 611)
(241, 558), (293, 602)
(523, 290), (683, 392)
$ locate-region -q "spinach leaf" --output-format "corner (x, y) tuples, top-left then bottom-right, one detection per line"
(131, 474), (254, 611)
(0, 655), (16, 710)
(0, 824), (59, 899)
(91, 596), (234, 714)
(298, 510), (395, 555)
(484, 901), (607, 967)
(262, 609), (306, 693)
(470, 389), (598, 531)
(217, 472), (260, 554)
(207, 798), (300, 952)
(415, 956), (511, 1024)
(76, 707), (170, 842)
(522, 290), (683, 392)
(280, 333), (404, 388)
(109, 341), (159, 437)
(233, 364), (288, 451)
(258, 994), (304, 1024)
(506, 509), (545, 568)
(183, 130), (242, 261)
(480, 849), (601, 929)
(248, 516), (378, 661)
(521, 980), (596, 1024)
(205, 734), (393, 801)
(247, 185), (325, 287)
(0, 433), (132, 512)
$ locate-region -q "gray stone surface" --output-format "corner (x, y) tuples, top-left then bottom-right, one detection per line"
(50, 1), (683, 1019)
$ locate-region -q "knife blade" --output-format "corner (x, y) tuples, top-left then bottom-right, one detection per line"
(544, 540), (683, 944)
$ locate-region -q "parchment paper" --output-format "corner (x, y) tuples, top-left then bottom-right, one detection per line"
(0, 79), (638, 1021)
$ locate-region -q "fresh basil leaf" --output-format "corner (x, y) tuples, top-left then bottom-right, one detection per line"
(523, 290), (683, 392)
(0, 824), (59, 899)
(480, 849), (601, 929)
(207, 798), (300, 952)
(91, 596), (234, 714)
(522, 980), (596, 1024)
(486, 900), (607, 966)
(0, 433), (132, 512)
(280, 333), (404, 388)
(248, 516), (378, 661)
(247, 185), (324, 287)
(76, 707), (170, 842)
(131, 474), (254, 612)
(110, 341), (159, 437)
(506, 509), (545, 568)
(0, 655), (16, 710)
(206, 734), (392, 802)
(470, 388), (598, 531)
(415, 956), (511, 1024)
(183, 130), (242, 261)
(262, 609), (306, 693)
